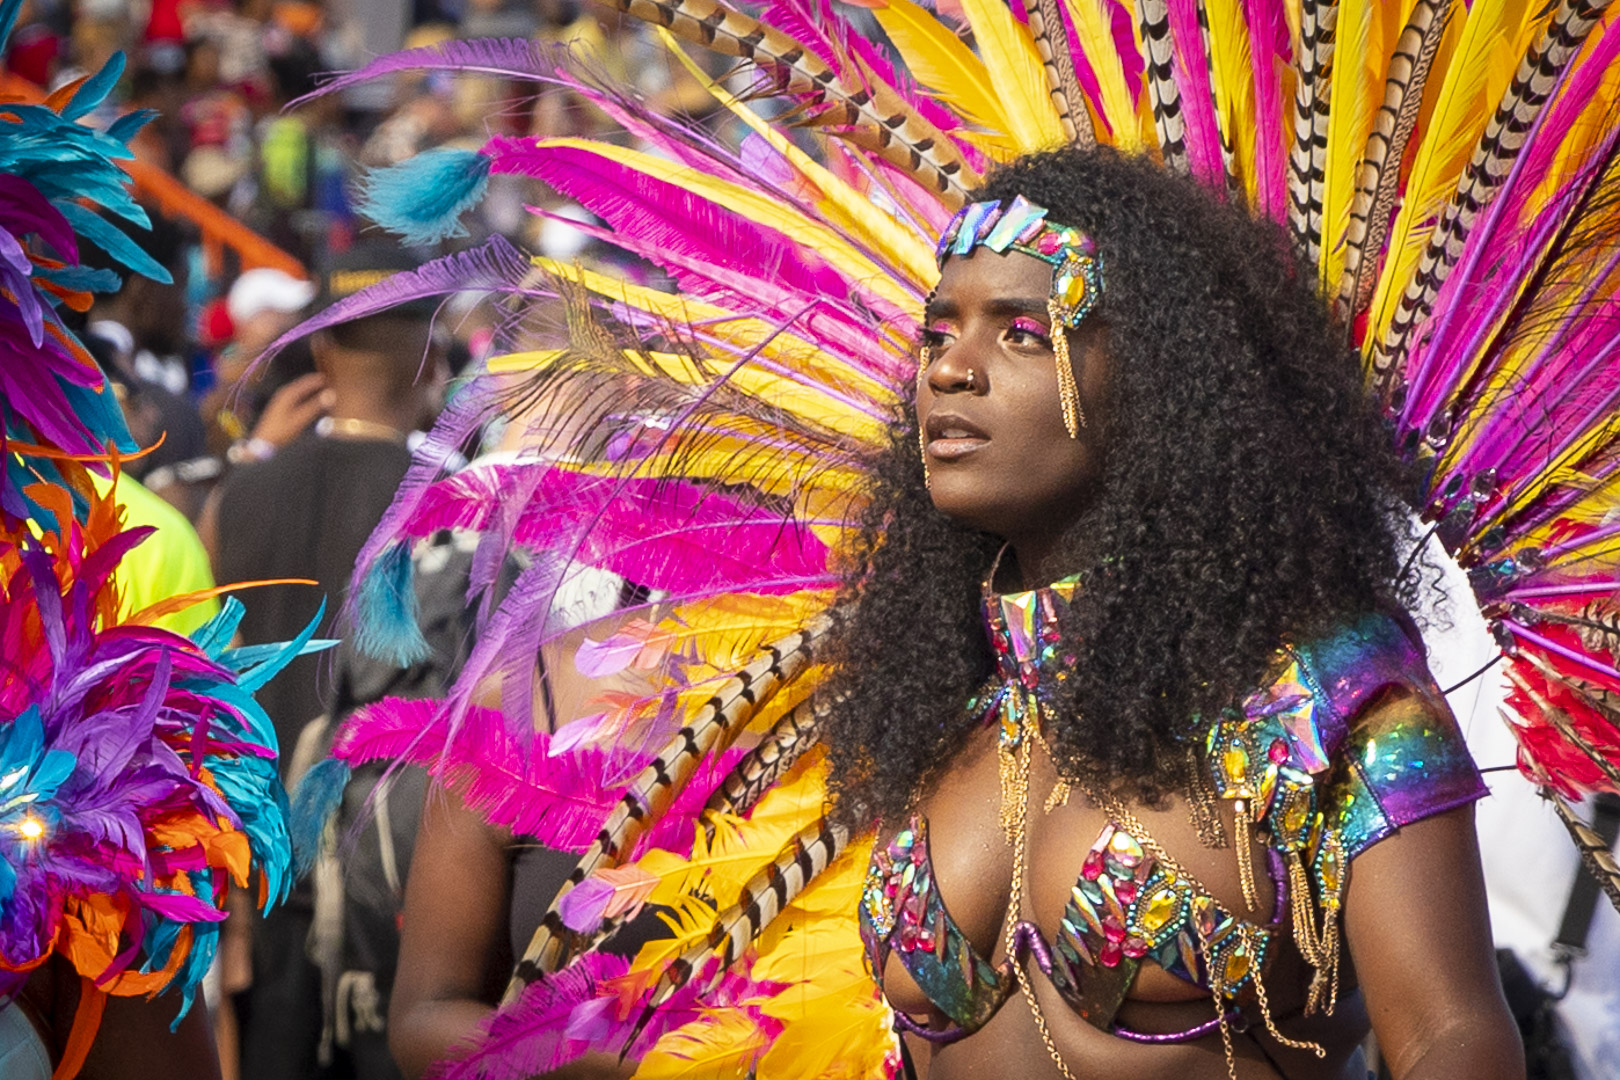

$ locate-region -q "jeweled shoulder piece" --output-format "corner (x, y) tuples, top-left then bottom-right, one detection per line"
(936, 195), (1105, 329)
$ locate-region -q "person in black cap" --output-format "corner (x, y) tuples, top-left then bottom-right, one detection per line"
(199, 242), (446, 1080)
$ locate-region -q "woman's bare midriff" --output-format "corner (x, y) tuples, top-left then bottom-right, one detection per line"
(883, 726), (1371, 1080)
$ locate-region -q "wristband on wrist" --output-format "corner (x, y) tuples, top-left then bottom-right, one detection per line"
(226, 436), (276, 466)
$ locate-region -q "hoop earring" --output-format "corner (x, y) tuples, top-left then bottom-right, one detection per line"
(1048, 297), (1086, 438)
(917, 342), (933, 489)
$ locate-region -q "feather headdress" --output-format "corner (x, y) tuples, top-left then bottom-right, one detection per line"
(0, 2), (308, 1069)
(289, 0), (1620, 1073)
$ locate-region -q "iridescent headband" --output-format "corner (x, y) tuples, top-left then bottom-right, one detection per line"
(935, 194), (1105, 329)
(927, 195), (1103, 439)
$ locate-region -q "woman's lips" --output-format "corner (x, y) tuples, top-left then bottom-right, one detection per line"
(925, 413), (990, 460)
(927, 435), (989, 460)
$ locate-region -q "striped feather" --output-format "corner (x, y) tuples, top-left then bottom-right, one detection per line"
(1029, 0), (1097, 146)
(602, 0), (979, 201)
(1552, 792), (1620, 911)
(1371, 0), (1606, 377)
(1139, 0), (1193, 170)
(1339, 0), (1454, 325)
(505, 619), (829, 994)
(1320, 0), (1415, 295)
(1288, 0), (1339, 262)
(635, 817), (849, 1025)
(703, 699), (827, 820)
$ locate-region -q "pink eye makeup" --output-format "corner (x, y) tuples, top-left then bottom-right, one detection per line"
(1007, 316), (1052, 344)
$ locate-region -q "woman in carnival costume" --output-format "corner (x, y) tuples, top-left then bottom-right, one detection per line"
(287, 0), (1620, 1076)
(0, 1), (305, 1074)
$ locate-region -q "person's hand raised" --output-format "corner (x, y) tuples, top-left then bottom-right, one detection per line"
(249, 372), (332, 451)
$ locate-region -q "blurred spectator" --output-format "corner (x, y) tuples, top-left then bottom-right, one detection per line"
(200, 243), (444, 1080)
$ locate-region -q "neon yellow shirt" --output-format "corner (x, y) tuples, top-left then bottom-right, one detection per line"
(91, 473), (221, 637)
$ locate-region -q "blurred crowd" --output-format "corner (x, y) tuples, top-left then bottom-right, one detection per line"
(6, 0), (727, 527)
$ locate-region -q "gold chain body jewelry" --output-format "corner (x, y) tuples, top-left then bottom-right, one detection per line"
(917, 343), (932, 489)
(1003, 721), (1081, 1080)
(1047, 297), (1086, 437)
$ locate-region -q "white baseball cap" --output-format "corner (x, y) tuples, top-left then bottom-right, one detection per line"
(226, 268), (316, 326)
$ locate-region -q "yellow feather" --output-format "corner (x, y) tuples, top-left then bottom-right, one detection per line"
(871, 0), (1013, 138)
(490, 346), (888, 445)
(568, 451), (869, 504)
(638, 1007), (775, 1080)
(633, 755), (834, 949)
(753, 844), (897, 1080)
(1202, 0), (1261, 204)
(665, 592), (838, 670)
(1522, 20), (1620, 223)
(1062, 0), (1147, 151)
(511, 258), (903, 409)
(656, 28), (940, 289)
(958, 0), (1069, 151)
(1321, 0), (1416, 292)
(533, 138), (917, 313)
(1364, 0), (1543, 348)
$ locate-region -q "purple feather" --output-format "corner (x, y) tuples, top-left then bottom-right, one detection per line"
(292, 38), (570, 105)
(255, 236), (532, 372)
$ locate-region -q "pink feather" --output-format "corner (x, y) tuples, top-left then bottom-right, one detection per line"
(1242, 0), (1291, 222)
(1163, 0), (1225, 186)
(485, 137), (914, 327)
(334, 697), (750, 858)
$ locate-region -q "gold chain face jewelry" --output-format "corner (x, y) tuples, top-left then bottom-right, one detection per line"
(1048, 297), (1086, 439)
(917, 342), (932, 489)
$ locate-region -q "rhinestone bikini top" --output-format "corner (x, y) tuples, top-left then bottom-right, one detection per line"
(858, 579), (1486, 1044)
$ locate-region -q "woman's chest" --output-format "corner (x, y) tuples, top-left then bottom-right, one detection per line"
(889, 727), (1273, 1007)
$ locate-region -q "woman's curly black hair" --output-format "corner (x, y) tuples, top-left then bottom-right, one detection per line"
(819, 146), (1421, 828)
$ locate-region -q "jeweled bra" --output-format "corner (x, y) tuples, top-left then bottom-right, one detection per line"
(859, 575), (1485, 1055)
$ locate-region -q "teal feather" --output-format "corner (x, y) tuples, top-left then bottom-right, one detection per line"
(356, 147), (491, 246)
(55, 202), (171, 284)
(192, 597), (247, 656)
(0, 0), (20, 52)
(354, 542), (430, 666)
(61, 51), (123, 121)
(105, 109), (157, 145)
(289, 757), (351, 878)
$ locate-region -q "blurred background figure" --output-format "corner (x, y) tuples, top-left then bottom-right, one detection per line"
(200, 243), (445, 1080)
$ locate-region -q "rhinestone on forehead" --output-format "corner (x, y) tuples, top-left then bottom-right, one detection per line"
(935, 195), (1104, 329)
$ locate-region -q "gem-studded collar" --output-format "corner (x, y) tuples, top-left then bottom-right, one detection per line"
(981, 572), (1081, 691)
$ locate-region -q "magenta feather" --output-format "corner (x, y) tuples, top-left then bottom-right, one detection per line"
(426, 953), (634, 1080)
(1401, 27), (1620, 443)
(486, 137), (914, 327)
(1242, 0), (1290, 222)
(1164, 0), (1226, 186)
(389, 461), (834, 596)
(527, 209), (912, 383)
(334, 697), (750, 858)
(429, 952), (782, 1080)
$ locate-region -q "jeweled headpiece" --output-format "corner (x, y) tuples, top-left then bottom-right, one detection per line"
(930, 195), (1103, 438)
(935, 194), (1104, 329)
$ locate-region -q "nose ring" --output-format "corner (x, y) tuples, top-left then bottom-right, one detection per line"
(964, 368), (978, 391)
